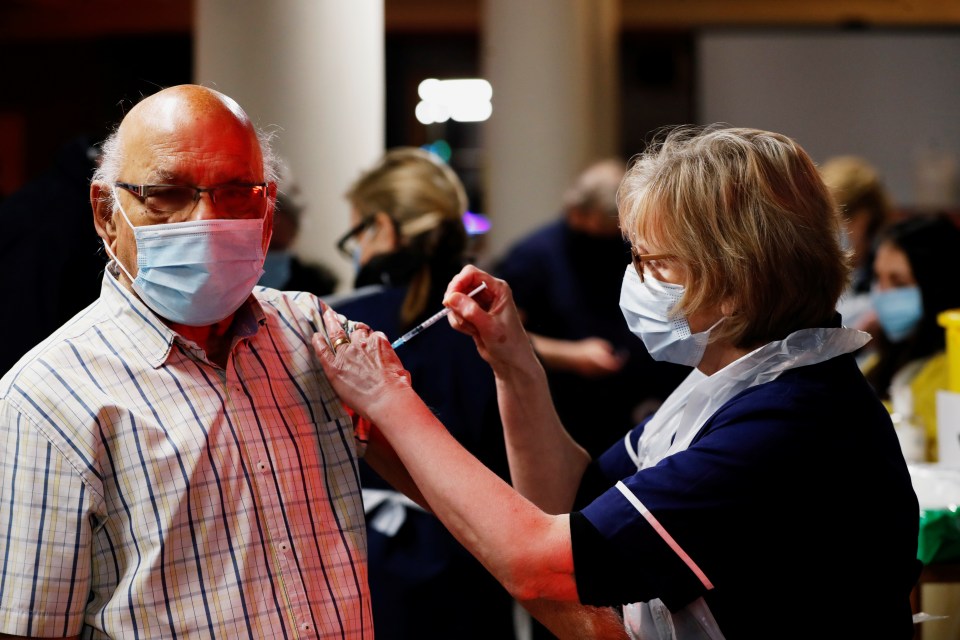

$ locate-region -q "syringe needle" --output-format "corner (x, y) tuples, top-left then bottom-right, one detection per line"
(391, 282), (487, 349)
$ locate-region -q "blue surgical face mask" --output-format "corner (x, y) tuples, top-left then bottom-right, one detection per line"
(872, 285), (923, 343)
(352, 245), (363, 274)
(619, 265), (721, 368)
(104, 189), (267, 326)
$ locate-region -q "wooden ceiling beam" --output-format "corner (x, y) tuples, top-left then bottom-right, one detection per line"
(1, 0), (957, 43)
(620, 0), (960, 29)
(0, 0), (192, 41)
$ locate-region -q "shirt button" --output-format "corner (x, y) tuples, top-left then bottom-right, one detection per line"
(279, 541), (290, 552)
(257, 461), (268, 472)
(300, 622), (313, 632)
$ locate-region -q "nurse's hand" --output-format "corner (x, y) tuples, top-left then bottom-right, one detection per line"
(312, 307), (413, 422)
(443, 265), (539, 376)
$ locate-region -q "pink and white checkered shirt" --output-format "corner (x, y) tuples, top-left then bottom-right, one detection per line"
(0, 267), (371, 638)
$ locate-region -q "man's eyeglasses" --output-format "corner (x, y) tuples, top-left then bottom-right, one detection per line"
(632, 251), (672, 283)
(114, 182), (268, 218)
(336, 216), (377, 259)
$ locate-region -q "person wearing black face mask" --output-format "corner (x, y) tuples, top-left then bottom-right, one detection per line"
(493, 158), (690, 463)
(322, 148), (516, 640)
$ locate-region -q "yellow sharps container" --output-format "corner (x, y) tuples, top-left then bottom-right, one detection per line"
(936, 309), (960, 465)
(938, 309), (960, 393)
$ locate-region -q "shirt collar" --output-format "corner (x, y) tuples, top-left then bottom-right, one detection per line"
(101, 262), (265, 369)
(633, 325), (869, 469)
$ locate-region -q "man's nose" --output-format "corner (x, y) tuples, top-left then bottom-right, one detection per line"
(192, 191), (220, 220)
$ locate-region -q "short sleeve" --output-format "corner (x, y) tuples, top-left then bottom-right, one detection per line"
(594, 419), (649, 479)
(0, 406), (93, 637)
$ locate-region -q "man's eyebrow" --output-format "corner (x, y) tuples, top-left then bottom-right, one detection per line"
(149, 168), (179, 183)
(145, 170), (264, 186)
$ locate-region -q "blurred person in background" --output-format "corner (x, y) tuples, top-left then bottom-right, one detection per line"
(494, 158), (689, 460)
(0, 135), (106, 375)
(819, 154), (897, 334)
(323, 147), (516, 640)
(863, 213), (960, 462)
(258, 189), (338, 295)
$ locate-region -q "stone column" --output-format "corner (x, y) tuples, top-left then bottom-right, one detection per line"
(482, 0), (620, 261)
(195, 0), (385, 291)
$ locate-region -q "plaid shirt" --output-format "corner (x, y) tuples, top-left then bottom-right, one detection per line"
(0, 267), (371, 638)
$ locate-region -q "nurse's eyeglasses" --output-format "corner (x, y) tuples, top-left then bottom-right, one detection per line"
(632, 251), (673, 283)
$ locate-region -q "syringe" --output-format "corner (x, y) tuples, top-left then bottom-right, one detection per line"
(391, 282), (487, 349)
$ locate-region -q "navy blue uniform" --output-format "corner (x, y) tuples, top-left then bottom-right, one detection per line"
(571, 353), (921, 638)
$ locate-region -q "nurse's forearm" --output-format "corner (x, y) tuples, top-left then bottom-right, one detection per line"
(366, 387), (579, 602)
(520, 599), (629, 640)
(363, 425), (430, 511)
(494, 356), (591, 514)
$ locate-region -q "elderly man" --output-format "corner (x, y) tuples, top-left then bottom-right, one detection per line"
(0, 85), (372, 638)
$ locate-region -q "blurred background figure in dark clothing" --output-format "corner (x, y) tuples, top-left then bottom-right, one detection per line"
(494, 158), (690, 459)
(258, 189), (338, 295)
(0, 135), (106, 375)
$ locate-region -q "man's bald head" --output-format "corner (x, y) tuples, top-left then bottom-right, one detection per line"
(93, 84), (278, 210)
(123, 85), (253, 139)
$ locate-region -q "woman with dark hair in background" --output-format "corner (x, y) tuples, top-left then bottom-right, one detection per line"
(864, 213), (960, 462)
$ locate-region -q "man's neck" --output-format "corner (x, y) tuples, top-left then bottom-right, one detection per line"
(112, 265), (240, 368)
(169, 316), (236, 368)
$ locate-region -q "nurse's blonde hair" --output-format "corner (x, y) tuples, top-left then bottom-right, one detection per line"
(618, 125), (849, 349)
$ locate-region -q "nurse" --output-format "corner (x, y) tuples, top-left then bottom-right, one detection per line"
(313, 126), (921, 639)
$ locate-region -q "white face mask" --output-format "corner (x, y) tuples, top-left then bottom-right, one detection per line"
(619, 265), (720, 368)
(104, 189), (266, 326)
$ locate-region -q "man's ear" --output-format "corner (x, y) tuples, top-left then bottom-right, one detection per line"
(91, 182), (115, 245)
(262, 183), (277, 252)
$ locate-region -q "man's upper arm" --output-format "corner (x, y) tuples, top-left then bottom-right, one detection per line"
(0, 404), (92, 638)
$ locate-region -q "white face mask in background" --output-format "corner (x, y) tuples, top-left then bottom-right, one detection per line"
(619, 265), (721, 368)
(103, 190), (267, 326)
